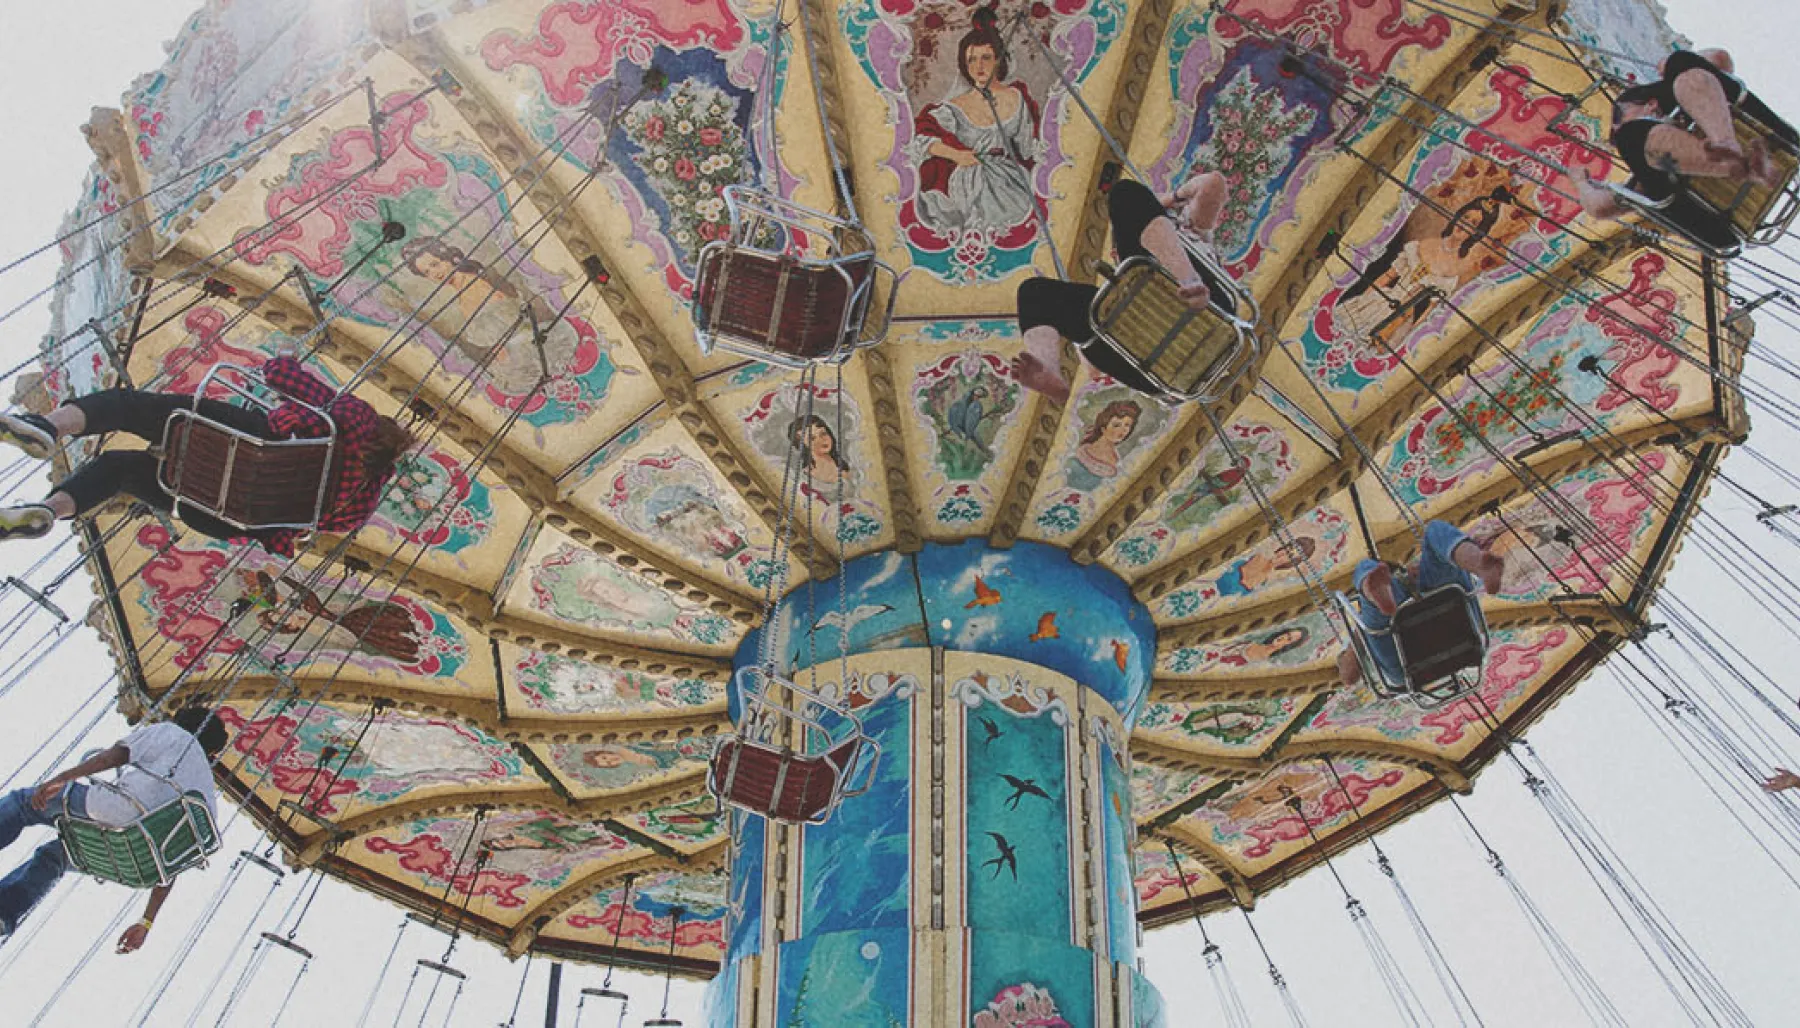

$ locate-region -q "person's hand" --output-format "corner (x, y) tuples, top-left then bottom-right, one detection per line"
(30, 778), (65, 811)
(117, 920), (150, 954)
(950, 149), (979, 168)
(271, 337), (300, 360)
(1762, 768), (1800, 793)
(1337, 648), (1364, 688)
(1177, 279), (1216, 314)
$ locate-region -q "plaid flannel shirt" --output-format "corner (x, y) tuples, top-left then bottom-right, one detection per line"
(252, 357), (388, 557)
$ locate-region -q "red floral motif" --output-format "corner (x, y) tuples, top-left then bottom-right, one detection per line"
(234, 93), (448, 277)
(1217, 0), (1452, 77)
(481, 0), (743, 108)
(364, 833), (533, 907)
(565, 898), (725, 948)
(1238, 767), (1407, 858)
(1587, 252), (1683, 414)
(1418, 630), (1568, 745)
(134, 522), (239, 670)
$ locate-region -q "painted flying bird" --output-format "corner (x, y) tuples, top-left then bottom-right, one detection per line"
(811, 603), (895, 636)
(976, 713), (1002, 747)
(1112, 639), (1131, 671)
(983, 831), (1018, 880)
(1028, 611), (1059, 642)
(965, 575), (1002, 608)
(1000, 773), (1050, 810)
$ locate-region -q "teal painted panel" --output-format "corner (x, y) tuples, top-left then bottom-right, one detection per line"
(967, 930), (1098, 1028)
(966, 701), (1071, 941)
(1131, 966), (1169, 1028)
(727, 808), (764, 961)
(801, 690), (911, 934)
(1098, 733), (1138, 966)
(775, 929), (910, 1027)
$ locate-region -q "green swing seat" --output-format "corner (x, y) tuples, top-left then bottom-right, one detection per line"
(56, 789), (220, 890)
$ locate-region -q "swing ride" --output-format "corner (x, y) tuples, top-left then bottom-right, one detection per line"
(9, 0), (1798, 1021)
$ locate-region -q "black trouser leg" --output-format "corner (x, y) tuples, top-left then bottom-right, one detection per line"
(66, 390), (268, 445)
(53, 450), (244, 544)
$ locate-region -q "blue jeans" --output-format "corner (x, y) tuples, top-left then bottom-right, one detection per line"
(1353, 520), (1476, 685)
(0, 782), (87, 931)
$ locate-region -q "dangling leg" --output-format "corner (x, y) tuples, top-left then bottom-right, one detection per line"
(0, 841), (70, 934)
(1112, 179), (1218, 311)
(1671, 63), (1743, 161)
(1416, 519), (1503, 595)
(1014, 277), (1099, 404)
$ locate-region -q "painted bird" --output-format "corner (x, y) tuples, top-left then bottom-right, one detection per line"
(977, 714), (1002, 747)
(811, 603), (895, 636)
(1112, 639), (1131, 671)
(1028, 612), (1059, 642)
(999, 773), (1051, 810)
(983, 831), (1019, 880)
(946, 384), (994, 450)
(965, 575), (1002, 608)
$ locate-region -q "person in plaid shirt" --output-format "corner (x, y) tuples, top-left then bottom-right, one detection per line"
(0, 344), (414, 554)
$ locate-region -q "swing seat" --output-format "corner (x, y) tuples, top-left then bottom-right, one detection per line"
(1333, 585), (1488, 708)
(55, 791), (219, 889)
(707, 667), (879, 825)
(156, 363), (338, 533)
(1613, 99), (1800, 259)
(1090, 252), (1260, 406)
(692, 186), (897, 368)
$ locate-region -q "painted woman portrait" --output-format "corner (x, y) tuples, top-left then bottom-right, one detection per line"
(911, 7), (1042, 235)
(399, 237), (581, 396)
(1213, 625), (1313, 668)
(1068, 399), (1142, 491)
(236, 569), (422, 665)
(1330, 159), (1533, 346)
(788, 413), (852, 488)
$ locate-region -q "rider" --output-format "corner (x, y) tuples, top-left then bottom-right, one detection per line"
(1574, 48), (1795, 250)
(1336, 519), (1505, 689)
(0, 705), (226, 952)
(1013, 171), (1238, 404)
(0, 342), (413, 556)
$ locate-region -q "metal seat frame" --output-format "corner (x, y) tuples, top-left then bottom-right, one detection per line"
(692, 185), (898, 368)
(156, 362), (339, 534)
(54, 758), (220, 889)
(1333, 582), (1488, 709)
(707, 665), (880, 825)
(1089, 234), (1261, 407)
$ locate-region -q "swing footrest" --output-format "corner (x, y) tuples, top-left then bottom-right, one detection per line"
(1090, 256), (1257, 404)
(56, 792), (220, 890)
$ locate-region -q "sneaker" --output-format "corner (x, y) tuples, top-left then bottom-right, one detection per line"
(0, 413), (55, 461)
(0, 505), (54, 541)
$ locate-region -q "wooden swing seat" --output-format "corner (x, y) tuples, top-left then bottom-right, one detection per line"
(155, 363), (338, 533)
(692, 186), (896, 368)
(56, 791), (219, 890)
(707, 666), (879, 825)
(1090, 253), (1260, 405)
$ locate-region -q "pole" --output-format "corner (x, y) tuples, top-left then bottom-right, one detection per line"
(544, 962), (563, 1028)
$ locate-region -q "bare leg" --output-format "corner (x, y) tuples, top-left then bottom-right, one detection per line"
(1337, 648), (1363, 689)
(1645, 123), (1748, 179)
(1141, 216), (1208, 294)
(42, 492), (76, 520)
(1177, 171), (1228, 239)
(1673, 67), (1741, 158)
(46, 406), (85, 437)
(1360, 563), (1399, 616)
(1012, 325), (1072, 404)
(1450, 539), (1505, 595)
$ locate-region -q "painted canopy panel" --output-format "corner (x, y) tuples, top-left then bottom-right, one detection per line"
(47, 0), (1733, 973)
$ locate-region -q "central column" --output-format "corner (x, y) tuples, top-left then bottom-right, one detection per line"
(704, 541), (1167, 1027)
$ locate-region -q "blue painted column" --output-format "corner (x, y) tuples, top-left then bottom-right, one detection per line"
(704, 541), (1166, 1027)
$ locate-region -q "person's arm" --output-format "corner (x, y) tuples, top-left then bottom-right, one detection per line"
(116, 883), (172, 954)
(30, 743), (129, 810)
(262, 357), (336, 438)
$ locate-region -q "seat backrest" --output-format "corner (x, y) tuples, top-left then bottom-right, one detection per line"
(708, 737), (859, 824)
(1391, 588), (1486, 688)
(694, 245), (874, 362)
(57, 793), (219, 889)
(160, 415), (337, 530)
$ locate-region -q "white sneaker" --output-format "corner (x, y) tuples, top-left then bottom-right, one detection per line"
(0, 414), (54, 461)
(0, 505), (54, 541)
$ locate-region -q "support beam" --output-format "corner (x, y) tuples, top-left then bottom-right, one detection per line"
(1144, 667), (1340, 704)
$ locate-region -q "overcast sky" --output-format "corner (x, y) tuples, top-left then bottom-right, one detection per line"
(3, 1), (1800, 1025)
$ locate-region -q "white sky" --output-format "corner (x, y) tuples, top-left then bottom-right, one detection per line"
(2, 1), (1800, 1025)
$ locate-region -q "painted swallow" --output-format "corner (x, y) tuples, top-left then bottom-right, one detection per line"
(1028, 612), (1059, 642)
(1000, 773), (1050, 810)
(977, 714), (1002, 747)
(965, 575), (1002, 609)
(983, 831), (1018, 880)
